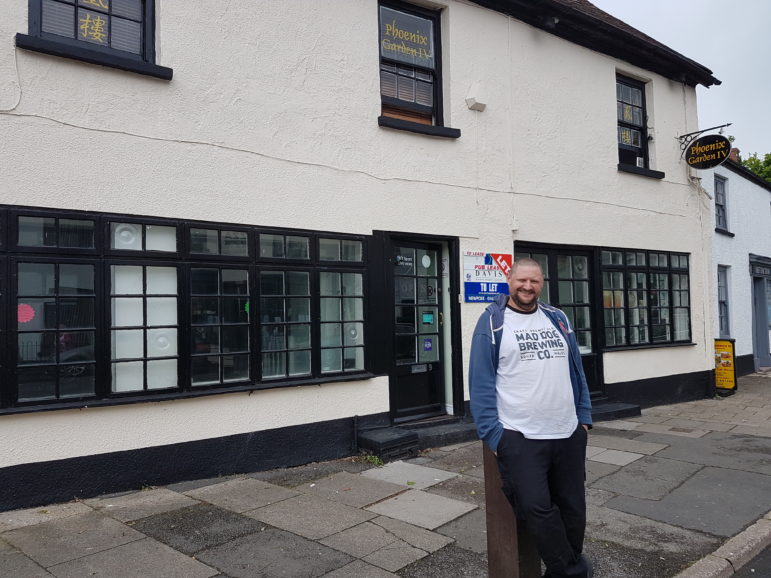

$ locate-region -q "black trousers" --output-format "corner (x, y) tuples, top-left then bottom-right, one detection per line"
(496, 426), (589, 578)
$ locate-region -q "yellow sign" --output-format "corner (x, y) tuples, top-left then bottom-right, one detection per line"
(714, 339), (736, 390)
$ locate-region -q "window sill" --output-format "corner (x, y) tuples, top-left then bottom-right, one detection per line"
(15, 34), (173, 80)
(617, 164), (665, 179)
(0, 372), (378, 416)
(715, 227), (735, 238)
(603, 341), (696, 352)
(378, 116), (461, 139)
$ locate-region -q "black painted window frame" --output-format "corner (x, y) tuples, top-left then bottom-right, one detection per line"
(717, 265), (730, 338)
(16, 0), (172, 80)
(714, 175), (729, 232)
(377, 0), (459, 138)
(600, 248), (692, 349)
(0, 206), (369, 411)
(616, 75), (650, 170)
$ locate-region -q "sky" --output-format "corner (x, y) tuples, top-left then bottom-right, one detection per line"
(590, 0), (771, 157)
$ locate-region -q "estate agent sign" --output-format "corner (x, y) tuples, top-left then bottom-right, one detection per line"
(464, 252), (512, 302)
(684, 134), (731, 170)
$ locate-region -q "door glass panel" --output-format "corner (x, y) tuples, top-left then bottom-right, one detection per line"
(572, 256), (588, 279)
(395, 278), (415, 304)
(395, 334), (416, 364)
(418, 307), (438, 333)
(574, 281), (589, 304)
(419, 335), (439, 362)
(395, 306), (415, 332)
(417, 249), (437, 276)
(557, 256), (571, 278)
(417, 278), (437, 304)
(394, 248), (415, 275)
(558, 281), (573, 303)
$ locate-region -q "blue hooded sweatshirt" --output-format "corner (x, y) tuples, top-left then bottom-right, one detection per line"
(469, 294), (593, 453)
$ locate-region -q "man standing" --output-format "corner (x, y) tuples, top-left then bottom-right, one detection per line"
(469, 258), (593, 577)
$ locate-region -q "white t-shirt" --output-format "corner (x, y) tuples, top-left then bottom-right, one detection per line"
(496, 306), (578, 439)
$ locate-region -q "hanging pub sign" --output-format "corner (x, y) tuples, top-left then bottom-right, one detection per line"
(379, 6), (435, 70)
(684, 134), (731, 169)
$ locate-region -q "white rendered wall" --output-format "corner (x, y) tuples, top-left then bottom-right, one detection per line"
(2, 0), (713, 467)
(708, 165), (771, 357)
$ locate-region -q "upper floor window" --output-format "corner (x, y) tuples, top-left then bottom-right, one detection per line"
(717, 265), (730, 338)
(616, 76), (649, 169)
(377, 2), (458, 138)
(16, 0), (172, 79)
(715, 175), (729, 231)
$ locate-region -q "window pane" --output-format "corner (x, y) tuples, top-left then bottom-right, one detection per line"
(112, 223), (142, 250)
(112, 361), (143, 392)
(344, 347), (364, 371)
(395, 248), (415, 275)
(223, 355), (249, 383)
(221, 231), (249, 256)
(111, 17), (141, 54)
(260, 234), (284, 258)
(60, 219), (95, 248)
(415, 80), (433, 107)
(342, 273), (363, 296)
(147, 297), (177, 326)
(286, 272), (309, 295)
(395, 335), (416, 364)
(77, 9), (108, 46)
(287, 324), (310, 349)
(191, 270), (218, 296)
(112, 0), (142, 20)
(222, 326), (249, 353)
(288, 351), (311, 376)
(146, 225), (176, 252)
(147, 328), (177, 357)
(319, 238), (340, 261)
(222, 270), (248, 294)
(286, 236), (309, 259)
(18, 367), (57, 401)
(261, 298), (284, 322)
(261, 326), (284, 350)
(343, 298), (364, 321)
(558, 281), (573, 303)
(18, 333), (54, 363)
(191, 229), (219, 254)
(222, 297), (249, 323)
(321, 348), (342, 373)
(112, 265), (142, 294)
(112, 297), (142, 327)
(557, 256), (571, 278)
(147, 359), (177, 389)
(320, 272), (341, 296)
(262, 352), (286, 378)
(260, 272), (284, 296)
(112, 329), (143, 358)
(59, 298), (95, 328)
(193, 356), (219, 386)
(18, 263), (55, 295)
(572, 257), (588, 279)
(398, 76), (416, 101)
(193, 327), (219, 354)
(321, 323), (342, 347)
(381, 70), (398, 98)
(342, 240), (363, 262)
(18, 217), (56, 247)
(417, 250), (437, 276)
(344, 323), (364, 346)
(147, 267), (177, 294)
(287, 298), (310, 322)
(320, 298), (341, 321)
(42, 0), (75, 38)
(60, 365), (95, 398)
(418, 278), (437, 304)
(60, 264), (94, 294)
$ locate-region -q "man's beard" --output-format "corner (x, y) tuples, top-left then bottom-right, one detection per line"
(510, 290), (538, 311)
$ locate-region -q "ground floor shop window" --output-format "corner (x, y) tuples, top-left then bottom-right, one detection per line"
(601, 250), (690, 347)
(0, 206), (368, 410)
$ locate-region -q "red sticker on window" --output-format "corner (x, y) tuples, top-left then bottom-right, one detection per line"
(18, 303), (36, 324)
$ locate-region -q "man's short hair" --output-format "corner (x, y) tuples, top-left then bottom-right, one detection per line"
(509, 257), (544, 277)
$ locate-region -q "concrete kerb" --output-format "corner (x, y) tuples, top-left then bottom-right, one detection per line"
(674, 512), (771, 578)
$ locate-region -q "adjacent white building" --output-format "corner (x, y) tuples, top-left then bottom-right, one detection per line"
(1, 0), (721, 509)
(707, 156), (771, 374)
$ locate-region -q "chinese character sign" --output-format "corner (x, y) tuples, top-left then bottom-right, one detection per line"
(463, 252), (512, 303)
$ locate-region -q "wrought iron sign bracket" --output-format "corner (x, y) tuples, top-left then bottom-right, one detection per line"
(677, 123), (731, 158)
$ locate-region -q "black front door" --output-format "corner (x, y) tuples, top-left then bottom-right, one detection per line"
(515, 247), (602, 396)
(391, 242), (444, 421)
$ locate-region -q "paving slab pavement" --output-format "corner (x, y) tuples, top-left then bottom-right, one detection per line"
(0, 373), (769, 577)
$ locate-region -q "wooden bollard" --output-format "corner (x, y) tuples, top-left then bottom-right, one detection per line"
(483, 444), (541, 578)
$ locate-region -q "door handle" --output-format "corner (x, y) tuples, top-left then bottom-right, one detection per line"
(439, 311), (444, 325)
